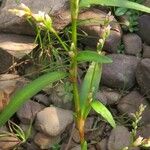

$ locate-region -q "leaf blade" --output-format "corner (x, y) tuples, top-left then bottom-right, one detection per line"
(0, 71), (67, 127)
(77, 51), (112, 64)
(91, 100), (116, 128)
(79, 0), (150, 13)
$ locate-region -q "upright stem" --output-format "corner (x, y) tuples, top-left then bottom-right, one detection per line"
(70, 0), (80, 114)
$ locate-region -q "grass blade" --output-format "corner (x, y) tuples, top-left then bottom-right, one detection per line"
(79, 0), (150, 13)
(77, 51), (112, 64)
(0, 71), (67, 127)
(91, 100), (116, 128)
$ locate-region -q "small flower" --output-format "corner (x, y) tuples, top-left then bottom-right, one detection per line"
(133, 136), (143, 146)
(8, 9), (26, 17)
(20, 3), (31, 13)
(142, 138), (150, 148)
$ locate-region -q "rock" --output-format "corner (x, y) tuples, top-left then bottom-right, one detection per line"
(34, 94), (50, 106)
(138, 14), (150, 45)
(85, 117), (95, 132)
(143, 43), (150, 58)
(108, 126), (131, 150)
(96, 87), (121, 105)
(72, 128), (80, 143)
(117, 91), (150, 124)
(123, 33), (142, 56)
(0, 135), (21, 150)
(0, 33), (37, 58)
(78, 8), (122, 53)
(34, 132), (60, 149)
(0, 0), (70, 35)
(136, 58), (150, 99)
(35, 106), (73, 136)
(49, 82), (73, 110)
(70, 145), (81, 150)
(0, 74), (27, 111)
(96, 138), (108, 150)
(24, 142), (40, 150)
(137, 124), (150, 138)
(17, 100), (45, 124)
(101, 54), (140, 90)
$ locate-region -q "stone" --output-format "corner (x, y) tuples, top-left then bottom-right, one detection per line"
(71, 145), (81, 150)
(78, 8), (122, 53)
(0, 135), (21, 150)
(101, 54), (140, 90)
(0, 0), (70, 35)
(34, 132), (60, 149)
(96, 87), (121, 105)
(0, 74), (27, 111)
(138, 14), (150, 45)
(17, 100), (45, 124)
(123, 33), (142, 56)
(143, 43), (150, 58)
(49, 82), (73, 110)
(137, 124), (150, 138)
(0, 33), (37, 58)
(35, 106), (73, 136)
(96, 138), (108, 150)
(136, 58), (150, 99)
(117, 91), (150, 124)
(34, 94), (50, 106)
(108, 126), (131, 150)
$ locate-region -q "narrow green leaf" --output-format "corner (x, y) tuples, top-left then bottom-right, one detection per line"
(91, 100), (116, 128)
(0, 71), (67, 127)
(79, 0), (150, 13)
(81, 140), (88, 150)
(80, 62), (102, 117)
(77, 51), (112, 64)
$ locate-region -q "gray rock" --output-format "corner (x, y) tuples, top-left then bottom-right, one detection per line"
(96, 138), (108, 150)
(0, 33), (37, 73)
(136, 58), (150, 99)
(34, 132), (60, 149)
(123, 33), (142, 56)
(78, 8), (122, 53)
(137, 124), (150, 138)
(0, 0), (69, 35)
(0, 33), (37, 58)
(143, 43), (150, 58)
(117, 91), (150, 124)
(49, 82), (73, 110)
(17, 100), (45, 124)
(71, 145), (81, 150)
(138, 14), (150, 45)
(101, 54), (140, 90)
(108, 126), (131, 150)
(35, 106), (73, 136)
(34, 94), (50, 106)
(96, 87), (121, 105)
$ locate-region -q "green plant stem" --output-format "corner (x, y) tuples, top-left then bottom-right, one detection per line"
(71, 0), (84, 144)
(70, 0), (80, 114)
(51, 29), (69, 52)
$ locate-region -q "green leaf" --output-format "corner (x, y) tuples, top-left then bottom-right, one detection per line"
(81, 140), (88, 150)
(79, 0), (150, 13)
(77, 51), (112, 64)
(0, 71), (67, 127)
(91, 100), (116, 128)
(80, 62), (102, 117)
(115, 7), (128, 16)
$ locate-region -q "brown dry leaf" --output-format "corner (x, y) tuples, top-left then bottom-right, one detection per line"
(0, 90), (10, 112)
